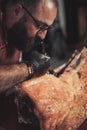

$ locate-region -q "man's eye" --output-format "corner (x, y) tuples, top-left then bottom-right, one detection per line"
(35, 21), (45, 28)
(38, 23), (45, 28)
(36, 24), (45, 29)
(35, 23), (42, 29)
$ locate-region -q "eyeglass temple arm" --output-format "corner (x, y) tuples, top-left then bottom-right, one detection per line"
(22, 5), (40, 27)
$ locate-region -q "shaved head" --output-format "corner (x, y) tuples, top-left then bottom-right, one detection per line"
(0, 0), (58, 13)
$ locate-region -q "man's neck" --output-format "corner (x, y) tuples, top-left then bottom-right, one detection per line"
(0, 11), (21, 64)
(0, 22), (20, 64)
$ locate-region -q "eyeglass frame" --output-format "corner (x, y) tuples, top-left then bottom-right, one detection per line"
(22, 5), (50, 33)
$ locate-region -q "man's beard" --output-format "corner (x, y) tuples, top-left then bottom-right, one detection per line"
(7, 16), (35, 53)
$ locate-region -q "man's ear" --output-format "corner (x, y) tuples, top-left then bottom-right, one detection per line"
(14, 4), (23, 16)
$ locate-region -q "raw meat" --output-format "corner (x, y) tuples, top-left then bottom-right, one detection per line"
(21, 47), (87, 130)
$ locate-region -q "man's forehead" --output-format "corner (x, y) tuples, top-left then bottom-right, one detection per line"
(31, 0), (57, 25)
(35, 0), (57, 14)
(46, 0), (56, 9)
(40, 0), (56, 8)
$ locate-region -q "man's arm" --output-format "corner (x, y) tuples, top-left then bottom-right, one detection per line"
(0, 63), (28, 93)
(0, 51), (51, 93)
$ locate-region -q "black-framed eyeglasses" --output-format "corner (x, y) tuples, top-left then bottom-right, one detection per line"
(22, 5), (50, 33)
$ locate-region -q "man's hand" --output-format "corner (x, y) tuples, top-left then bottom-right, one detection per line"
(25, 51), (51, 78)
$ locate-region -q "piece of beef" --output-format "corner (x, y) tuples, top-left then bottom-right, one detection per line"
(21, 47), (87, 130)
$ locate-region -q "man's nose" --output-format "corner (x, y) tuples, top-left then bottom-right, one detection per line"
(37, 30), (47, 40)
